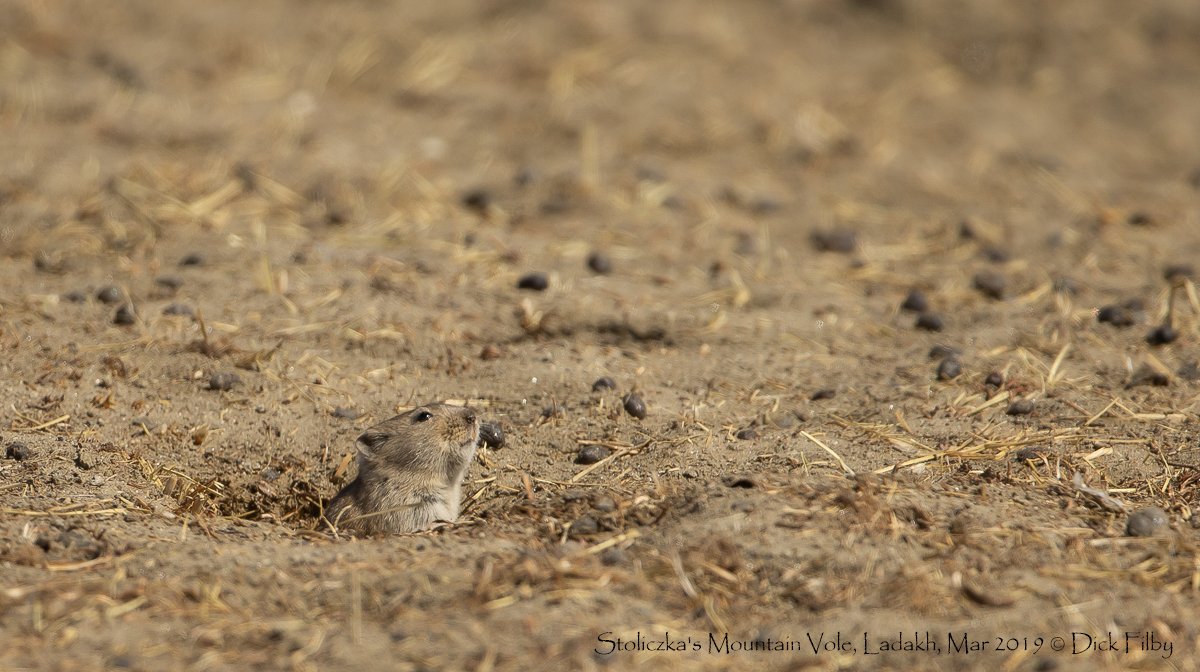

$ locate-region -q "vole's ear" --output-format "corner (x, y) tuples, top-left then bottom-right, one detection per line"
(356, 431), (389, 457)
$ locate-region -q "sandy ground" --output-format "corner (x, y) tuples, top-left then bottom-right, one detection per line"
(2, 1), (1200, 670)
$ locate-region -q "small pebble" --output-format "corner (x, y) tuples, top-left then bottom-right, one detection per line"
(810, 389), (836, 401)
(162, 303), (194, 317)
(937, 358), (962, 381)
(480, 422), (505, 449)
(1146, 324), (1178, 346)
(915, 312), (945, 332)
(179, 252), (205, 266)
(33, 250), (65, 273)
(575, 444), (610, 465)
(972, 270), (1007, 300)
(208, 372), (241, 391)
(331, 407), (360, 420)
(735, 428), (758, 440)
(113, 304), (137, 325)
(591, 495), (617, 513)
(900, 289), (928, 312)
(984, 371), (1004, 387)
(1177, 361), (1200, 382)
(587, 251), (613, 275)
(591, 376), (617, 392)
(62, 290), (88, 303)
(1097, 304), (1136, 327)
(810, 228), (857, 253)
(516, 272), (549, 291)
(96, 286), (123, 304)
(622, 394), (647, 419)
(766, 411), (797, 429)
(6, 442), (30, 460)
(1006, 399), (1035, 416)
(1126, 507), (1169, 537)
(599, 547), (628, 566)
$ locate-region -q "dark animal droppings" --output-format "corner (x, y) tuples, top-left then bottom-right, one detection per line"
(179, 253), (205, 266)
(1097, 305), (1136, 327)
(113, 305), (137, 325)
(516, 272), (549, 291)
(1126, 212), (1153, 227)
(587, 251), (613, 275)
(163, 303), (194, 317)
(937, 358), (962, 381)
(155, 276), (184, 291)
(810, 228), (857, 253)
(810, 388), (836, 401)
(735, 428), (758, 440)
(900, 289), (928, 312)
(1146, 324), (1178, 346)
(928, 344), (960, 360)
(331, 407), (360, 420)
(1013, 446), (1047, 463)
(461, 188), (491, 213)
(591, 376), (617, 392)
(916, 313), (945, 332)
(480, 422), (505, 449)
(1127, 365), (1170, 388)
(981, 246), (1011, 263)
(984, 371), (1004, 387)
(208, 372), (241, 391)
(62, 290), (88, 303)
(972, 271), (1007, 300)
(1006, 399), (1035, 415)
(623, 394), (647, 419)
(575, 444), (610, 465)
(96, 286), (123, 304)
(1163, 264), (1194, 282)
(6, 442), (30, 460)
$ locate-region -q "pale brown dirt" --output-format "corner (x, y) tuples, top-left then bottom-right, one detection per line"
(2, 1), (1200, 671)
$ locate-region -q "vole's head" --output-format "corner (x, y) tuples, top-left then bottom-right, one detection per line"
(355, 404), (481, 478)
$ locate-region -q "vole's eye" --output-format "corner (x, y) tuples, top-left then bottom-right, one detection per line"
(413, 410), (433, 422)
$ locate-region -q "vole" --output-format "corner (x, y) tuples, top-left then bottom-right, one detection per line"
(326, 403), (481, 534)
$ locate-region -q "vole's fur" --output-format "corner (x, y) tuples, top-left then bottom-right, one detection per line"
(326, 404), (480, 534)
